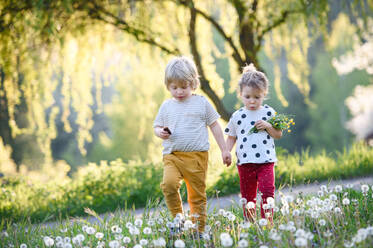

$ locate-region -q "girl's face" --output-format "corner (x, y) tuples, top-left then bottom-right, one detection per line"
(168, 82), (193, 102)
(240, 85), (265, 110)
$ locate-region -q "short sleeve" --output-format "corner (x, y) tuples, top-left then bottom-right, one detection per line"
(153, 102), (166, 128)
(224, 116), (237, 137)
(204, 97), (220, 126)
(264, 105), (276, 119)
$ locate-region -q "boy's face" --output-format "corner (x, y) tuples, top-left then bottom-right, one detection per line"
(168, 82), (193, 102)
(240, 85), (265, 111)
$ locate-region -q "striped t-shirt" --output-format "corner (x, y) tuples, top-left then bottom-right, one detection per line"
(153, 95), (220, 155)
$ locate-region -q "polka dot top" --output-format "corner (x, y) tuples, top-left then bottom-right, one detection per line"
(224, 104), (277, 165)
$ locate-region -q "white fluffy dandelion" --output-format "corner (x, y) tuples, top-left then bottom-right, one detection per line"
(240, 198), (248, 205)
(246, 201), (255, 209)
(108, 240), (120, 248)
(258, 218), (268, 226)
(139, 239), (148, 246)
(220, 233), (233, 247)
(319, 219), (326, 226)
(123, 236), (131, 244)
(342, 198), (350, 205)
(361, 185), (369, 193)
(86, 227), (96, 235)
(294, 237), (307, 247)
(143, 227), (152, 235)
(134, 219), (143, 227)
(95, 232), (104, 239)
(111, 225), (122, 233)
(20, 244), (27, 248)
(237, 239), (248, 247)
(174, 239), (185, 248)
(43, 237), (54, 247)
(335, 185), (343, 193)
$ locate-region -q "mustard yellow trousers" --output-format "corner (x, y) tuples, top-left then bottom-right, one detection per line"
(161, 151), (208, 232)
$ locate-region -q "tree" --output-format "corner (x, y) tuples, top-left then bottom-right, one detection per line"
(0, 0), (371, 166)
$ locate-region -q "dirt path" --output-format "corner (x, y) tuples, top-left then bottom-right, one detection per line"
(38, 176), (373, 229)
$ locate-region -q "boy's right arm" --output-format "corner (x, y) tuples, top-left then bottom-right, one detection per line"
(225, 136), (236, 167)
(154, 126), (171, 140)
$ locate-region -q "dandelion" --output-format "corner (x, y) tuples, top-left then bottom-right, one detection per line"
(63, 237), (71, 244)
(342, 198), (350, 205)
(139, 239), (148, 246)
(279, 224), (286, 230)
(335, 185), (343, 193)
(129, 227), (140, 235)
(86, 226), (96, 235)
(184, 220), (194, 230)
(133, 245), (143, 248)
(63, 243), (72, 248)
(174, 239), (185, 248)
(258, 218), (268, 226)
(123, 236), (131, 244)
(108, 240), (120, 248)
(319, 219), (326, 226)
(259, 245), (269, 248)
(320, 185), (328, 192)
(346, 184), (353, 189)
(294, 237), (307, 247)
(240, 222), (251, 229)
(204, 225), (211, 232)
(95, 232), (104, 239)
(156, 237), (166, 247)
(220, 233), (233, 247)
(269, 232), (281, 241)
(126, 222), (133, 229)
(246, 201), (255, 209)
(237, 239), (249, 247)
(329, 194), (338, 201)
(324, 230), (333, 237)
(111, 225), (122, 233)
(202, 233), (210, 240)
(43, 237), (54, 247)
(343, 241), (354, 248)
(134, 219), (143, 227)
(285, 195), (294, 203)
(361, 184), (369, 194)
(227, 213), (236, 221)
(249, 113), (295, 134)
(20, 244), (27, 248)
(240, 198), (248, 205)
(318, 190), (324, 197)
(293, 209), (300, 217)
(147, 220), (155, 226)
(267, 197), (275, 207)
(60, 228), (68, 233)
(143, 227), (152, 235)
(334, 207), (341, 214)
(114, 233), (123, 240)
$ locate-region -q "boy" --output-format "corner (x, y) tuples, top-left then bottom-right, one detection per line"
(154, 56), (231, 233)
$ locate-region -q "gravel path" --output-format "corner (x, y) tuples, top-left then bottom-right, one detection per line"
(35, 176), (373, 229)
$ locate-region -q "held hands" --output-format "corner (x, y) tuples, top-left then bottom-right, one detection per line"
(222, 150), (232, 167)
(254, 120), (271, 131)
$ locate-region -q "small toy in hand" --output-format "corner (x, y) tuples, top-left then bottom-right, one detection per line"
(248, 113), (295, 134)
(163, 127), (172, 135)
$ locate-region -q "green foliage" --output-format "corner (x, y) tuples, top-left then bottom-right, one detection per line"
(1, 184), (373, 247)
(1, 142), (372, 224)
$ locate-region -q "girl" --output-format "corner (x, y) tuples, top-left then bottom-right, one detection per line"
(224, 64), (282, 222)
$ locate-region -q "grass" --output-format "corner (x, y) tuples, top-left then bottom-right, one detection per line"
(1, 142), (373, 224)
(1, 182), (372, 247)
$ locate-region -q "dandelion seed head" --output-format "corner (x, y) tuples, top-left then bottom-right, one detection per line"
(343, 198), (350, 205)
(334, 207), (341, 214)
(227, 213), (236, 221)
(143, 227), (152, 235)
(293, 209), (300, 217)
(259, 218), (268, 226)
(240, 198), (248, 205)
(320, 185), (328, 192)
(111, 225), (122, 233)
(329, 194), (338, 201)
(335, 185), (343, 193)
(319, 219), (326, 226)
(202, 233), (210, 240)
(126, 222), (133, 229)
(86, 226), (96, 235)
(343, 241), (354, 248)
(134, 219), (143, 227)
(139, 239), (148, 246)
(115, 233), (123, 240)
(63, 243), (72, 248)
(123, 236), (131, 243)
(246, 201), (256, 209)
(133, 245), (142, 248)
(63, 237), (71, 244)
(361, 184), (369, 193)
(318, 191), (324, 197)
(174, 239), (185, 248)
(204, 225), (211, 232)
(43, 237), (55, 247)
(294, 237), (307, 247)
(108, 240), (120, 248)
(20, 244), (27, 248)
(218, 209), (226, 215)
(237, 239), (249, 247)
(147, 220), (155, 226)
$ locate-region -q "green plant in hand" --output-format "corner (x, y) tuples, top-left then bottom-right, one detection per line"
(249, 113), (295, 134)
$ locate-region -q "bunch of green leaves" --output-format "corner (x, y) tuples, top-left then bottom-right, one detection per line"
(249, 114), (295, 134)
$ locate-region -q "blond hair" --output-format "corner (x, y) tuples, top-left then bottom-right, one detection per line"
(164, 56), (200, 90)
(238, 63), (269, 95)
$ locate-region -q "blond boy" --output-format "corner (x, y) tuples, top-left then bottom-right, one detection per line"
(154, 56), (231, 233)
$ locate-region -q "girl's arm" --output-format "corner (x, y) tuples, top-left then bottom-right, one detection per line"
(255, 120), (283, 139)
(209, 121), (232, 165)
(226, 135), (236, 152)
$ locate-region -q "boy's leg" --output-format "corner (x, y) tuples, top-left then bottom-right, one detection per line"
(237, 163), (258, 221)
(161, 154), (184, 217)
(257, 162), (275, 221)
(175, 151), (208, 233)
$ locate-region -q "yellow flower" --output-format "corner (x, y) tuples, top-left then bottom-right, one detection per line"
(288, 130), (291, 133)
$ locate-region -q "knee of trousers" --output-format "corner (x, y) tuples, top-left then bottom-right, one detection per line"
(160, 181), (181, 195)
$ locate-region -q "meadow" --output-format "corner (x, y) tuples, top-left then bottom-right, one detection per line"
(1, 181), (372, 247)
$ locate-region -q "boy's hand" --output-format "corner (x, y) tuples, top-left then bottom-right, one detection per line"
(155, 127), (171, 139)
(222, 151), (232, 167)
(254, 120), (271, 131)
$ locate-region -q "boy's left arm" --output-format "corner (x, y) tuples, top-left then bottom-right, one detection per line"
(209, 121), (232, 165)
(255, 120), (282, 139)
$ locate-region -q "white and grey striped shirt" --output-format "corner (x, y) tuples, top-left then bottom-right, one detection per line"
(154, 95), (220, 155)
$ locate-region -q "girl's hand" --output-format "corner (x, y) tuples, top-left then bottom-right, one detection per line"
(222, 151), (232, 167)
(254, 120), (271, 131)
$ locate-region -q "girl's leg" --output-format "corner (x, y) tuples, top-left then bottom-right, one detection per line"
(257, 163), (275, 222)
(237, 163), (258, 221)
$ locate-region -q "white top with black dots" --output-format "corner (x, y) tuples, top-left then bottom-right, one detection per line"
(225, 104), (277, 165)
